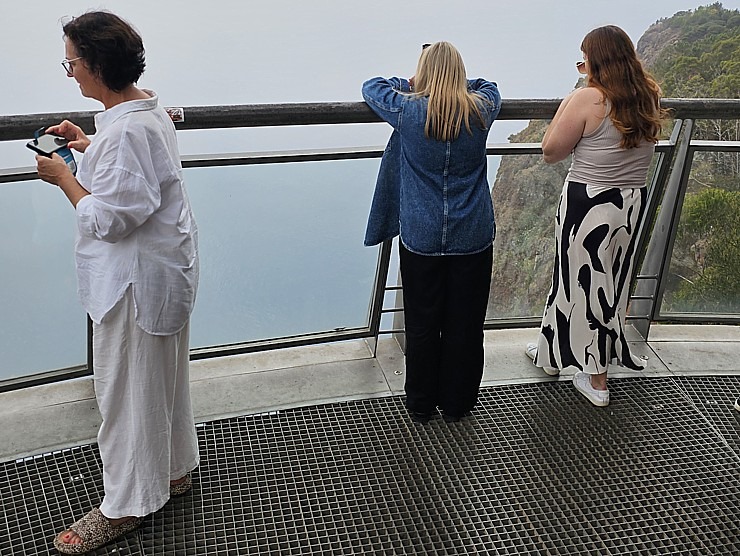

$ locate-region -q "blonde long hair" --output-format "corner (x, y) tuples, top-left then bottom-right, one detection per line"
(581, 26), (668, 149)
(412, 42), (488, 142)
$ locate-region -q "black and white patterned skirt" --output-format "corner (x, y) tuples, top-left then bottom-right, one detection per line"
(534, 180), (647, 375)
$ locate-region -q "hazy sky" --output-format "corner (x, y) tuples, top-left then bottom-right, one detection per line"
(3, 0), (739, 163)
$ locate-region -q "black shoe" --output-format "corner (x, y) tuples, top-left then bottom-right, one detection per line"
(408, 410), (435, 423)
(441, 410), (470, 423)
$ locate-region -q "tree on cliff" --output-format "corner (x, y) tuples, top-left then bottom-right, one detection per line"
(646, 2), (740, 312)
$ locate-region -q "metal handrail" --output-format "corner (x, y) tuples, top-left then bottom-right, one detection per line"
(2, 98), (739, 141)
(1, 98), (738, 391)
(0, 141), (678, 185)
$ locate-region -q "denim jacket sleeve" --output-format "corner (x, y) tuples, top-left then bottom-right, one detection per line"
(363, 130), (401, 246)
(468, 78), (502, 122)
(362, 77), (411, 129)
(361, 77), (410, 246)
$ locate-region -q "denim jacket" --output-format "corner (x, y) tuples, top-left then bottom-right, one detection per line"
(362, 76), (501, 255)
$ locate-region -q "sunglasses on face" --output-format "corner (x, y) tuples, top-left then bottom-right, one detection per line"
(576, 60), (587, 74)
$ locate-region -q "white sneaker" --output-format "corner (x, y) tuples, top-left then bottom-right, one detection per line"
(525, 343), (560, 376)
(573, 371), (609, 407)
(734, 398), (740, 412)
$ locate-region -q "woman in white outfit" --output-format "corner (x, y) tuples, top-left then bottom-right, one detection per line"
(35, 11), (199, 553)
(526, 25), (666, 407)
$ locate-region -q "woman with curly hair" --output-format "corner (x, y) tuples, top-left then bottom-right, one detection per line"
(527, 25), (667, 407)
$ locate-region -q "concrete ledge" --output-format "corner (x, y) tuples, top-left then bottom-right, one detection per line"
(192, 357), (391, 423)
(2, 325), (738, 463)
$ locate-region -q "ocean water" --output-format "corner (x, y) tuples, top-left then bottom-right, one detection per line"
(1, 121), (506, 382)
(0, 158), (382, 380)
(185, 160), (382, 347)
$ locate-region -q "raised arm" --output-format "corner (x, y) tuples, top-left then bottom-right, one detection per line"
(541, 87), (602, 163)
(468, 78), (502, 121)
(362, 77), (411, 129)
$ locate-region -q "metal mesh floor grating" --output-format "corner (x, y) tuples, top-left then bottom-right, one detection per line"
(3, 375), (740, 555)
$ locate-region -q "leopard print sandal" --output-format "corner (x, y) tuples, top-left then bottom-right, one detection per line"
(169, 473), (192, 497)
(53, 508), (143, 554)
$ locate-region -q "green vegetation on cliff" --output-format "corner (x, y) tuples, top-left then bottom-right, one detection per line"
(489, 2), (740, 318)
(649, 3), (740, 100)
(646, 2), (740, 312)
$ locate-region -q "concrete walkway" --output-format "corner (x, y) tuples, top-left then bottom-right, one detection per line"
(2, 324), (739, 463)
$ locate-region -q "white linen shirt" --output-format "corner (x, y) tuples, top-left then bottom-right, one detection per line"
(74, 90), (199, 335)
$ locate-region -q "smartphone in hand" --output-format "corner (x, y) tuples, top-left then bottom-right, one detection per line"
(27, 127), (77, 175)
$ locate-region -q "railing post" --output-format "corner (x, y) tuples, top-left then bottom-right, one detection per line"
(367, 239), (393, 356)
(628, 120), (681, 338)
(392, 267), (406, 354)
(631, 119), (695, 339)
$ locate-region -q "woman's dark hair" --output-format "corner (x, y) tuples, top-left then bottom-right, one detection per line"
(63, 11), (146, 92)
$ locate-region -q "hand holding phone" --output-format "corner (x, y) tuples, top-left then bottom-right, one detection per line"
(27, 127), (77, 175)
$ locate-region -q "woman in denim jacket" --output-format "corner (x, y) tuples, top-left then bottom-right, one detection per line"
(362, 42), (501, 422)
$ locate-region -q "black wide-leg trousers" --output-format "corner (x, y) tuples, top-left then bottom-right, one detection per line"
(399, 243), (493, 417)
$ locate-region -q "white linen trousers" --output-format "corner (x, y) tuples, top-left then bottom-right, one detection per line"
(93, 288), (199, 518)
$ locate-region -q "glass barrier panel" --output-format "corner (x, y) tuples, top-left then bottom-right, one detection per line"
(0, 179), (86, 380)
(661, 150), (740, 314)
(184, 159), (380, 349)
(488, 152), (662, 321)
(488, 153), (562, 320)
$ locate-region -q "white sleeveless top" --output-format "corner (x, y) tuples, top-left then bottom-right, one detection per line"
(566, 102), (655, 188)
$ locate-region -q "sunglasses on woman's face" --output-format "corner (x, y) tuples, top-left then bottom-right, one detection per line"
(576, 60), (587, 74)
